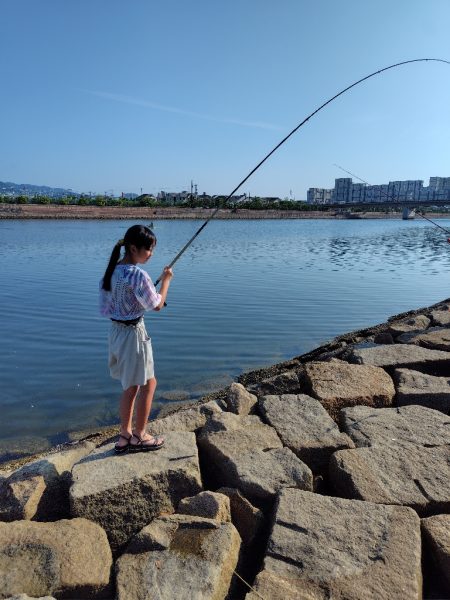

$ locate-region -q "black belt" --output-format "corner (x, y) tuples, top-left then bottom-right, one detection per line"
(111, 316), (142, 326)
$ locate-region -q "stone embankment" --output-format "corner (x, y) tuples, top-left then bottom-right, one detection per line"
(0, 203), (431, 220)
(1, 300), (450, 599)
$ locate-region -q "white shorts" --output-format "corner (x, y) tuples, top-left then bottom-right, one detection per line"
(108, 320), (155, 390)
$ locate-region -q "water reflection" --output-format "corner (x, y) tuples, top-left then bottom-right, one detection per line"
(0, 217), (450, 461)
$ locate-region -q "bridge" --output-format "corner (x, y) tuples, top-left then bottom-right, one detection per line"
(317, 199), (450, 210)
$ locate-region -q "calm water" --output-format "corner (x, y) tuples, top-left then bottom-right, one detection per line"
(1, 218), (450, 461)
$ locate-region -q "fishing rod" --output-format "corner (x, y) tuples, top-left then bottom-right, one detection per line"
(155, 57), (450, 286)
(333, 163), (450, 239)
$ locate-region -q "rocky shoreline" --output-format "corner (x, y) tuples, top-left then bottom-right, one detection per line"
(1, 203), (449, 220)
(1, 298), (450, 599)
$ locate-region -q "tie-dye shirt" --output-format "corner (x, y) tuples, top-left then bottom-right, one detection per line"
(99, 264), (162, 320)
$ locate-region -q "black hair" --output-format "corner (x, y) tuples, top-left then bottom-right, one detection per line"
(101, 225), (157, 291)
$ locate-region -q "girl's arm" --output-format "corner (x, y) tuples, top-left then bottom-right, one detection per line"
(154, 267), (173, 311)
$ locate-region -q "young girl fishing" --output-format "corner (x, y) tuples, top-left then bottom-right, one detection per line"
(99, 224), (173, 453)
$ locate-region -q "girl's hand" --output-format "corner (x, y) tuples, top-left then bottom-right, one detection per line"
(161, 266), (173, 281)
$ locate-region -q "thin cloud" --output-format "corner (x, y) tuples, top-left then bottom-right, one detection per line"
(83, 89), (282, 131)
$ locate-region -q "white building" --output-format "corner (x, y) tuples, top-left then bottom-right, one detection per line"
(307, 187), (333, 204)
(157, 191), (191, 205)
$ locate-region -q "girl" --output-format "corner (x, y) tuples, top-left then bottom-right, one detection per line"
(100, 224), (173, 453)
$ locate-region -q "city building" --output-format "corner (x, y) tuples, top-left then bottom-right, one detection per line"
(307, 188), (333, 204)
(157, 190), (191, 205)
(307, 176), (450, 204)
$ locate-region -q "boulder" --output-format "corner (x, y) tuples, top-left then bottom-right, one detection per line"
(259, 394), (354, 474)
(0, 474), (46, 522)
(150, 400), (222, 435)
(0, 518), (112, 599)
(247, 369), (303, 397)
(225, 383), (257, 415)
(197, 413), (312, 508)
(0, 543), (59, 599)
(349, 343), (450, 375)
(388, 314), (430, 337)
(200, 412), (281, 441)
(0, 441), (95, 522)
(302, 360), (395, 419)
(70, 432), (202, 552)
(397, 326), (450, 351)
(178, 491), (231, 523)
(116, 514), (240, 600)
(216, 487), (264, 546)
(430, 308), (450, 327)
(0, 468), (13, 482)
(394, 368), (450, 414)
(329, 443), (450, 515)
(340, 405), (450, 448)
(247, 489), (421, 599)
(373, 332), (394, 345)
(422, 514), (450, 589)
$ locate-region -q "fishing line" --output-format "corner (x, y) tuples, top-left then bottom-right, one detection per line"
(333, 163), (450, 238)
(155, 57), (450, 286)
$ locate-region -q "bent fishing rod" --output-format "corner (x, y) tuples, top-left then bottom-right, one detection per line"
(333, 163), (450, 239)
(155, 57), (450, 287)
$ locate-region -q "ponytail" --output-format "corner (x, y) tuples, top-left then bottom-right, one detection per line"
(101, 225), (156, 291)
(102, 240), (123, 291)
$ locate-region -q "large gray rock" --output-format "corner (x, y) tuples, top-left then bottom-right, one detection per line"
(178, 491), (231, 523)
(349, 343), (450, 375)
(302, 359), (395, 419)
(259, 394), (354, 474)
(247, 489), (421, 600)
(216, 487), (264, 546)
(388, 314), (430, 337)
(329, 443), (450, 515)
(150, 400), (222, 435)
(394, 368), (450, 414)
(0, 518), (112, 599)
(422, 514), (450, 589)
(116, 514), (241, 600)
(70, 432), (202, 552)
(248, 369), (303, 397)
(397, 326), (450, 351)
(197, 413), (312, 508)
(340, 405), (450, 448)
(0, 543), (59, 599)
(0, 441), (94, 522)
(430, 308), (450, 327)
(200, 412), (281, 441)
(225, 383), (257, 415)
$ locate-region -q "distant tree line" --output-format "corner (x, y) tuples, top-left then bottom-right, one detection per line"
(184, 196), (323, 211)
(0, 194), (151, 207)
(0, 194), (321, 210)
(1, 194), (447, 213)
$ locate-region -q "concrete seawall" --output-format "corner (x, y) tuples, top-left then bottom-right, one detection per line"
(2, 203), (445, 220)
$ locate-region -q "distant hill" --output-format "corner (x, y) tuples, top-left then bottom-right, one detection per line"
(0, 181), (80, 198)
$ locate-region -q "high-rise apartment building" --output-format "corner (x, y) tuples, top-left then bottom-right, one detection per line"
(306, 176), (450, 204)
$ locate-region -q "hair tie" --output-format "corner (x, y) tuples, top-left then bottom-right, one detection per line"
(117, 239), (125, 247)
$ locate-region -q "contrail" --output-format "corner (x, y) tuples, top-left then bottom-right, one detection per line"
(83, 89), (282, 131)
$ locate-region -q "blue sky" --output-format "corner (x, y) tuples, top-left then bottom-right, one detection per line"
(1, 0), (449, 198)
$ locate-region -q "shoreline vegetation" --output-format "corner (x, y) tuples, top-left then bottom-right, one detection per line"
(1, 203), (449, 220)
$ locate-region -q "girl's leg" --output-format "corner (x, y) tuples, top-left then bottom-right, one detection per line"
(134, 377), (157, 437)
(117, 385), (140, 448)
